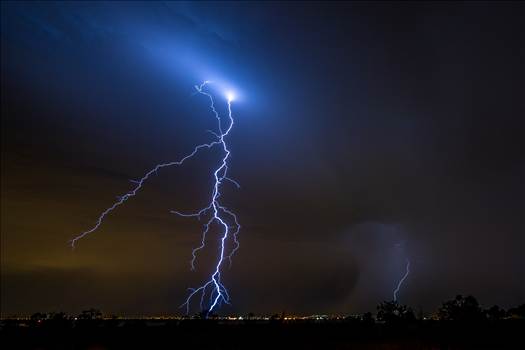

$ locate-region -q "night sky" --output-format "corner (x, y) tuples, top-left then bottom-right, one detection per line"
(1, 1), (524, 317)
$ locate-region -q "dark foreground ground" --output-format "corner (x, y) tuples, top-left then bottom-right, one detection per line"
(2, 319), (524, 350)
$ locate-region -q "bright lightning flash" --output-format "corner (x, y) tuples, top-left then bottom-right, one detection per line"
(393, 258), (410, 302)
(70, 81), (240, 316)
(226, 91), (235, 102)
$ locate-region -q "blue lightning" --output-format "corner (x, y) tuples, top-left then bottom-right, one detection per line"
(70, 81), (240, 315)
(393, 258), (410, 302)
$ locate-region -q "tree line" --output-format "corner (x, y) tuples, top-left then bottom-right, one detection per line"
(5, 295), (525, 325)
(374, 295), (524, 323)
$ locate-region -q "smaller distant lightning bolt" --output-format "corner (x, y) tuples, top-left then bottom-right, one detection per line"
(393, 258), (410, 302)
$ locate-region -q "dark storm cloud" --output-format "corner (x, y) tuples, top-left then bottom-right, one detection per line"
(1, 264), (191, 316)
(1, 1), (524, 316)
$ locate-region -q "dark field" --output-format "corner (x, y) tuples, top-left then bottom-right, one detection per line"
(2, 319), (524, 350)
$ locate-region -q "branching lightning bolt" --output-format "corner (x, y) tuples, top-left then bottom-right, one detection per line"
(70, 81), (240, 315)
(393, 258), (410, 302)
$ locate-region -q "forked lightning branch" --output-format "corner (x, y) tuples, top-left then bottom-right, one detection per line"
(71, 81), (240, 315)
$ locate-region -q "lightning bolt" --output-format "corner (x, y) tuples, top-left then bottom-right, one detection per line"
(70, 81), (240, 315)
(393, 258), (410, 302)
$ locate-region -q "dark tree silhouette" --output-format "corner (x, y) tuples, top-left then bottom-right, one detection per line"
(30, 312), (48, 321)
(269, 313), (282, 323)
(485, 305), (506, 321)
(196, 309), (209, 319)
(29, 312), (48, 327)
(361, 312), (375, 325)
(438, 295), (484, 321)
(507, 304), (525, 319)
(78, 308), (103, 320)
(42, 312), (70, 329)
(376, 301), (415, 323)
